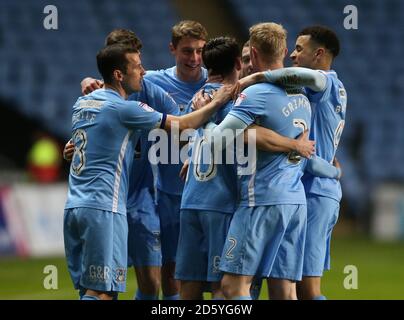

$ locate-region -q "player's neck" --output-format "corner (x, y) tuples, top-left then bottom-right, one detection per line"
(222, 70), (239, 85)
(104, 83), (128, 100)
(316, 62), (332, 71)
(314, 57), (332, 71)
(260, 61), (284, 72)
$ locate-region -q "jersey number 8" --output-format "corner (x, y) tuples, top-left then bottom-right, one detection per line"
(72, 129), (87, 175)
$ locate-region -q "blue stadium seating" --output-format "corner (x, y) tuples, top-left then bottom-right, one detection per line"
(0, 0), (178, 139)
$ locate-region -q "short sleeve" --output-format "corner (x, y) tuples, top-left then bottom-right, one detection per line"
(229, 85), (268, 126)
(306, 71), (332, 103)
(118, 101), (164, 131)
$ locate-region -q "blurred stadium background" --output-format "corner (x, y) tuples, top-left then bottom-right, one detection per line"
(0, 0), (403, 299)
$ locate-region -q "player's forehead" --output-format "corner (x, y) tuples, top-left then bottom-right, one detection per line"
(295, 35), (312, 48)
(126, 52), (141, 65)
(176, 36), (205, 50)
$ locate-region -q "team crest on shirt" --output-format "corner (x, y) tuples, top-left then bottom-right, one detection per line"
(115, 267), (127, 283)
(139, 102), (155, 112)
(234, 93), (247, 106)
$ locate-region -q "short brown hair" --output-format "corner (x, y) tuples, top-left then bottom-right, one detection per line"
(96, 44), (138, 84)
(171, 20), (208, 48)
(249, 22), (287, 64)
(105, 28), (142, 51)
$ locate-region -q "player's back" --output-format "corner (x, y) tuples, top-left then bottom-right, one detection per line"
(230, 83), (312, 206)
(65, 88), (162, 215)
(181, 83), (237, 214)
(302, 70), (347, 201)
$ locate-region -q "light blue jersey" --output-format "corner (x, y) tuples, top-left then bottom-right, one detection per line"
(65, 88), (164, 215)
(181, 83), (237, 214)
(229, 83), (311, 206)
(302, 70), (347, 202)
(127, 79), (179, 209)
(145, 66), (208, 195)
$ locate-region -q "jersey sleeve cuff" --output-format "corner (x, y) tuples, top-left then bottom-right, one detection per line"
(159, 113), (167, 129)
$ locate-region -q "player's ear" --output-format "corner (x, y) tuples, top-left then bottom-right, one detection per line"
(113, 69), (124, 81)
(235, 57), (242, 71)
(283, 47), (288, 59)
(315, 47), (325, 59)
(169, 42), (176, 55)
(251, 46), (258, 64)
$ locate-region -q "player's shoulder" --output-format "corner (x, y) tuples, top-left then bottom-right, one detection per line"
(147, 66), (175, 77)
(74, 89), (117, 109)
(120, 99), (150, 112)
(322, 70), (346, 94)
(142, 78), (167, 94)
(319, 69), (342, 85)
(234, 83), (272, 108)
(243, 82), (284, 99)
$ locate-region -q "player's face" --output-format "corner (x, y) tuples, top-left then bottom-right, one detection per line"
(171, 36), (205, 78)
(123, 52), (145, 93)
(240, 45), (253, 79)
(290, 35), (317, 68)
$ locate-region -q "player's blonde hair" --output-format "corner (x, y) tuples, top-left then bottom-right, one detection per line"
(171, 20), (208, 48)
(249, 22), (287, 64)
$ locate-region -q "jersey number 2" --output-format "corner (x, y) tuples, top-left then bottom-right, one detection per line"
(287, 119), (308, 164)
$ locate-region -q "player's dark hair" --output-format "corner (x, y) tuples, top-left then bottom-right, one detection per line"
(96, 44), (138, 84)
(202, 37), (240, 77)
(299, 25), (340, 58)
(105, 28), (143, 50)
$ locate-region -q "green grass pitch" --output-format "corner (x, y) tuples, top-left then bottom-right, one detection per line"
(0, 236), (403, 300)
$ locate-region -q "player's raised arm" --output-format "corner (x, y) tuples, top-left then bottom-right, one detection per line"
(163, 84), (233, 132)
(263, 67), (327, 91)
(81, 77), (104, 95)
(236, 67), (327, 93)
(244, 126), (315, 158)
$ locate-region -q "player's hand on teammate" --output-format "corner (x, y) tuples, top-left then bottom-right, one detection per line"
(192, 85), (233, 110)
(211, 84), (233, 106)
(179, 159), (190, 181)
(230, 81), (242, 101)
(63, 140), (74, 162)
(295, 130), (315, 158)
(231, 72), (264, 100)
(191, 89), (212, 111)
(333, 157), (342, 179)
(81, 77), (104, 95)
